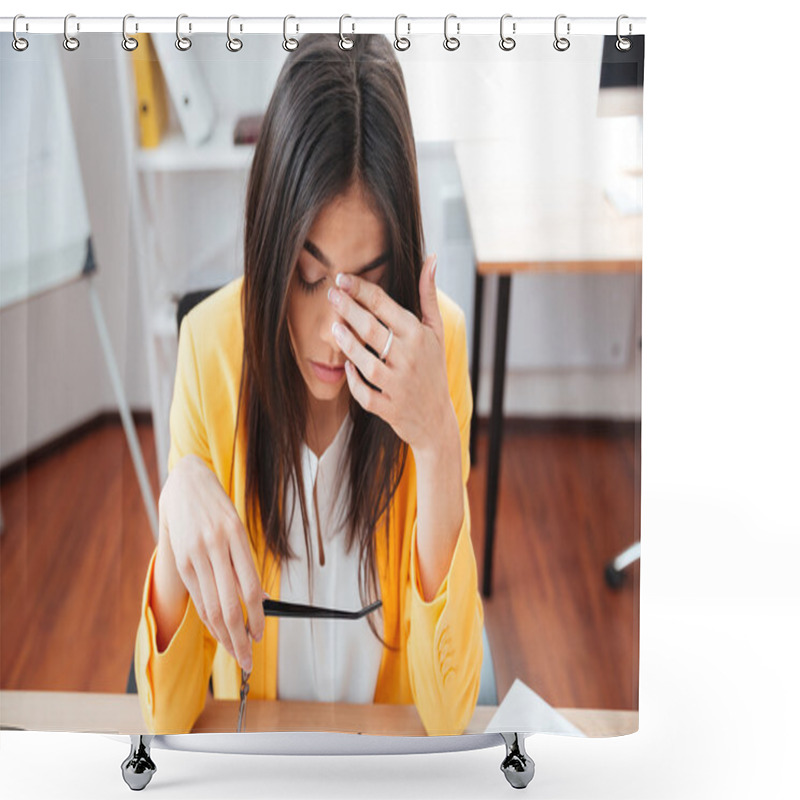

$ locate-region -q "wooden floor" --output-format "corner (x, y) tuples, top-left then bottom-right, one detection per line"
(0, 418), (638, 710)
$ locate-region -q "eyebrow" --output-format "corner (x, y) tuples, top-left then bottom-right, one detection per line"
(303, 240), (389, 276)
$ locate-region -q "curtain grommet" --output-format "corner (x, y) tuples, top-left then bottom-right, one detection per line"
(553, 14), (570, 52)
(444, 14), (460, 51)
(175, 14), (192, 51)
(226, 15), (243, 52)
(615, 15), (632, 51)
(12, 14), (29, 51)
(339, 14), (354, 50)
(122, 14), (138, 52)
(63, 13), (80, 52)
(394, 15), (411, 51)
(499, 14), (516, 51)
(282, 15), (299, 51)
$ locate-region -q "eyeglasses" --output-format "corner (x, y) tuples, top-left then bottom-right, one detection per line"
(237, 598), (382, 731)
(262, 597), (382, 619)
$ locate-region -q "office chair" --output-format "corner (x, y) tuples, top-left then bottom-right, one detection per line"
(175, 288), (220, 333)
(605, 542), (640, 589)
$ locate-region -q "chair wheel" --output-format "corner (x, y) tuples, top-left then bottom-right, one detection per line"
(121, 736), (156, 790)
(605, 561), (625, 589)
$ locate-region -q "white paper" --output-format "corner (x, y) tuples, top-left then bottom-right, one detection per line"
(483, 679), (585, 737)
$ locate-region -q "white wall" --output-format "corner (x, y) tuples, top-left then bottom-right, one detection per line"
(0, 34), (150, 469)
(416, 141), (641, 421)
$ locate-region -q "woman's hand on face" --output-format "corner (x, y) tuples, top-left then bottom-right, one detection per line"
(327, 254), (456, 457)
(160, 454), (265, 672)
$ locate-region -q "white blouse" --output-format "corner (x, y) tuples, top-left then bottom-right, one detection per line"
(277, 413), (384, 703)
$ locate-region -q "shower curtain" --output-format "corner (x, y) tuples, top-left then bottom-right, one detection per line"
(0, 16), (643, 753)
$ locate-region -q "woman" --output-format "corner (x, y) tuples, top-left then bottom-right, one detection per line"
(135, 33), (483, 737)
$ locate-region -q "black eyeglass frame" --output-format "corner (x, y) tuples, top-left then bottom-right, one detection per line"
(262, 597), (382, 620)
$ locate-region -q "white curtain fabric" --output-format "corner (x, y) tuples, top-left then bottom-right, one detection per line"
(0, 28), (642, 740)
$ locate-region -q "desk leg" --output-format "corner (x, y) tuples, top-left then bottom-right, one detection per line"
(482, 275), (511, 598)
(470, 271), (485, 466)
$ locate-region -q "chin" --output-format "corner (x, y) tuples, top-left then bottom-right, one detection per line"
(312, 383), (344, 400)
(306, 373), (347, 401)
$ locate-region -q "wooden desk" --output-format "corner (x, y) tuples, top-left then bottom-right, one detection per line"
(454, 141), (642, 596)
(0, 691), (637, 738)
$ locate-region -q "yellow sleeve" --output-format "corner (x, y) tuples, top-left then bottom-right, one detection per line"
(134, 314), (218, 733)
(406, 303), (484, 736)
(134, 550), (218, 733)
(167, 315), (214, 474)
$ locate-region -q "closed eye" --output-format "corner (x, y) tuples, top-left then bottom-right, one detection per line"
(297, 263), (384, 295)
(297, 271), (325, 294)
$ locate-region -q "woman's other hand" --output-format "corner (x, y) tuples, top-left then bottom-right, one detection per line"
(154, 454), (265, 672)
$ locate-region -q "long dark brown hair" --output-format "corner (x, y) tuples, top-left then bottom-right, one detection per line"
(237, 34), (425, 645)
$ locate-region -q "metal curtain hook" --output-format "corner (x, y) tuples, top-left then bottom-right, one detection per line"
(444, 14), (460, 51)
(63, 13), (80, 51)
(339, 14), (354, 50)
(500, 14), (516, 51)
(12, 15), (29, 51)
(283, 15), (298, 51)
(227, 15), (243, 52)
(553, 14), (570, 52)
(394, 14), (410, 51)
(122, 14), (138, 51)
(175, 13), (192, 51)
(616, 15), (632, 51)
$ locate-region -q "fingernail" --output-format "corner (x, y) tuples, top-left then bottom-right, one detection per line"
(328, 287), (341, 305)
(335, 273), (352, 291)
(431, 256), (438, 282)
(332, 322), (344, 341)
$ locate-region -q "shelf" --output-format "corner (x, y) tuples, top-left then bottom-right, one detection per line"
(136, 118), (256, 173)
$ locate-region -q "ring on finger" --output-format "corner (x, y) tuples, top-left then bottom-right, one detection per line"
(379, 327), (394, 363)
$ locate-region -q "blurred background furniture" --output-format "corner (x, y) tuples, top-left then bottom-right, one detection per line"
(456, 141), (642, 597)
(605, 541), (641, 589)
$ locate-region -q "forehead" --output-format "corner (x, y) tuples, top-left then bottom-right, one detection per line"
(305, 187), (387, 271)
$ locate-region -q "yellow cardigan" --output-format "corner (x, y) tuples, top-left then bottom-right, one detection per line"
(135, 277), (483, 736)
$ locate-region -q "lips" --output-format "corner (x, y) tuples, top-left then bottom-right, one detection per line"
(310, 360), (346, 384)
